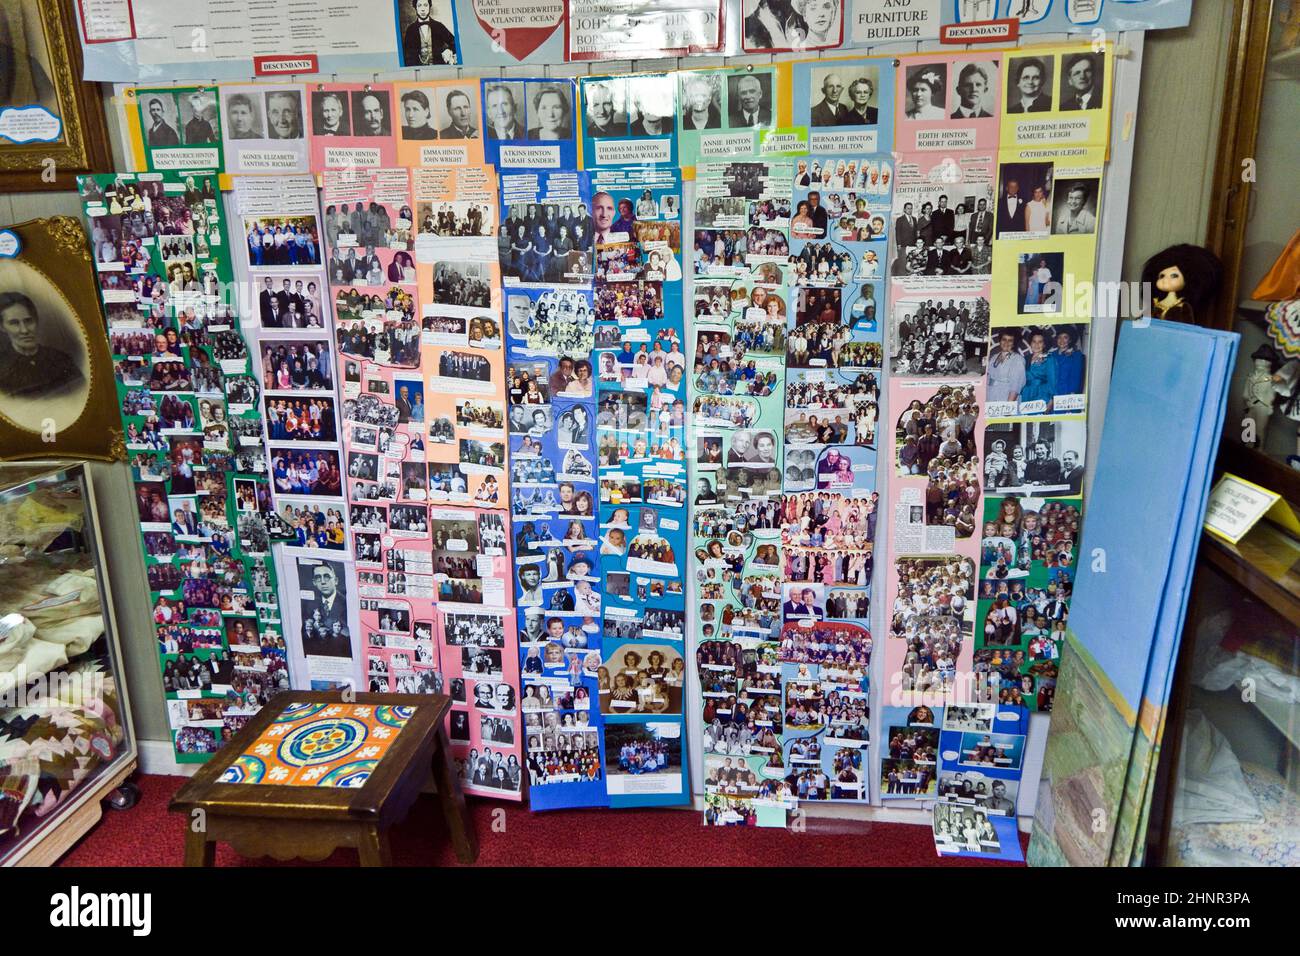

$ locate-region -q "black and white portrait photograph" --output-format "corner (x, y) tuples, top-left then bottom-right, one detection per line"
(265, 88), (305, 139)
(472, 681), (517, 714)
(483, 81), (526, 141)
(297, 558), (353, 658)
(402, 85), (479, 140)
(626, 75), (675, 137)
(450, 709), (471, 742)
(903, 64), (947, 120)
(398, 87), (438, 140)
(679, 72), (722, 131)
(525, 82), (574, 141)
(481, 714), (514, 746)
(743, 0), (843, 52)
(1051, 178), (1099, 235)
(0, 264), (90, 433)
(1006, 55), (1054, 114)
(726, 72), (773, 128)
(222, 90), (264, 140)
(510, 403), (553, 436)
(397, 0), (458, 67)
(311, 90), (351, 136)
(438, 86), (479, 139)
(141, 92), (181, 148)
(178, 90), (219, 145)
(949, 60), (998, 119)
(808, 66), (878, 127)
(1060, 51), (1103, 111)
(350, 89), (392, 137)
(583, 78), (627, 138)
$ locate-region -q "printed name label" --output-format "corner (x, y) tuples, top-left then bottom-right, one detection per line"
(593, 138), (672, 166)
(809, 129), (878, 153)
(151, 147), (220, 170)
(324, 147), (381, 168)
(499, 145), (562, 168)
(420, 145), (470, 166)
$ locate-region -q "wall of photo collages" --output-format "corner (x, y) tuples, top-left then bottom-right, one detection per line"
(81, 37), (1116, 840)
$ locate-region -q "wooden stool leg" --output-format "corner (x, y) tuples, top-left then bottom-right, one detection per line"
(183, 828), (215, 867)
(358, 825), (392, 867)
(432, 725), (478, 863)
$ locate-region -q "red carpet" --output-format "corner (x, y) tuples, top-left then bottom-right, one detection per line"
(57, 774), (1027, 867)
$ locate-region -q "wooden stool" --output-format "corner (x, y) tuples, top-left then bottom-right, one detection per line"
(169, 691), (476, 866)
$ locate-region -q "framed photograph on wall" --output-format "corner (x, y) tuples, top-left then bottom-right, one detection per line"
(0, 1), (113, 192)
(0, 216), (122, 461)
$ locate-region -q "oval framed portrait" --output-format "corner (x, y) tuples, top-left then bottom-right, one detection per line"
(0, 256), (92, 431)
(0, 217), (120, 461)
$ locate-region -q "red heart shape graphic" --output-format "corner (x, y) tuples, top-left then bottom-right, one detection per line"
(472, 2), (564, 61)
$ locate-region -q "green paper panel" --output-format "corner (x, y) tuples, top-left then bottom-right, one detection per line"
(80, 170), (286, 761)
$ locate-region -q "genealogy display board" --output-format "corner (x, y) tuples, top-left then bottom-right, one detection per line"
(76, 37), (1123, 823)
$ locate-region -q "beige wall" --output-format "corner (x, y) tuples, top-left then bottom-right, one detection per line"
(0, 10), (1242, 746)
(1120, 1), (1236, 283)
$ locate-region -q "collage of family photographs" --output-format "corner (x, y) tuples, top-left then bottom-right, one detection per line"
(85, 170), (289, 760)
(84, 38), (1120, 847)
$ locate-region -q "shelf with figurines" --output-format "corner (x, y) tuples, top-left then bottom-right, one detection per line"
(1225, 235), (1300, 516)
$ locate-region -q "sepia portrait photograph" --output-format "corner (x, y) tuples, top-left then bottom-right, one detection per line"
(0, 217), (119, 459)
(0, 259), (89, 432)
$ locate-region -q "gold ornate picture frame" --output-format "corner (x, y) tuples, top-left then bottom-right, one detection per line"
(0, 216), (122, 462)
(0, 1), (113, 192)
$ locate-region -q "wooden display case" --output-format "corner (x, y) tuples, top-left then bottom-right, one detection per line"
(1147, 521), (1300, 866)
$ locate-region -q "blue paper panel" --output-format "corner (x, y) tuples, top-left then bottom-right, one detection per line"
(1028, 319), (1239, 867)
(579, 74), (679, 170)
(790, 59), (896, 157)
(933, 806), (1023, 862)
(483, 79), (580, 170)
(1062, 320), (1223, 711)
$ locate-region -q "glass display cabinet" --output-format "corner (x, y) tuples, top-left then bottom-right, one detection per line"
(0, 462), (137, 866)
(1149, 522), (1300, 866)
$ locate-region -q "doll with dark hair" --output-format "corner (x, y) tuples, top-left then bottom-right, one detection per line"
(1140, 243), (1223, 324)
